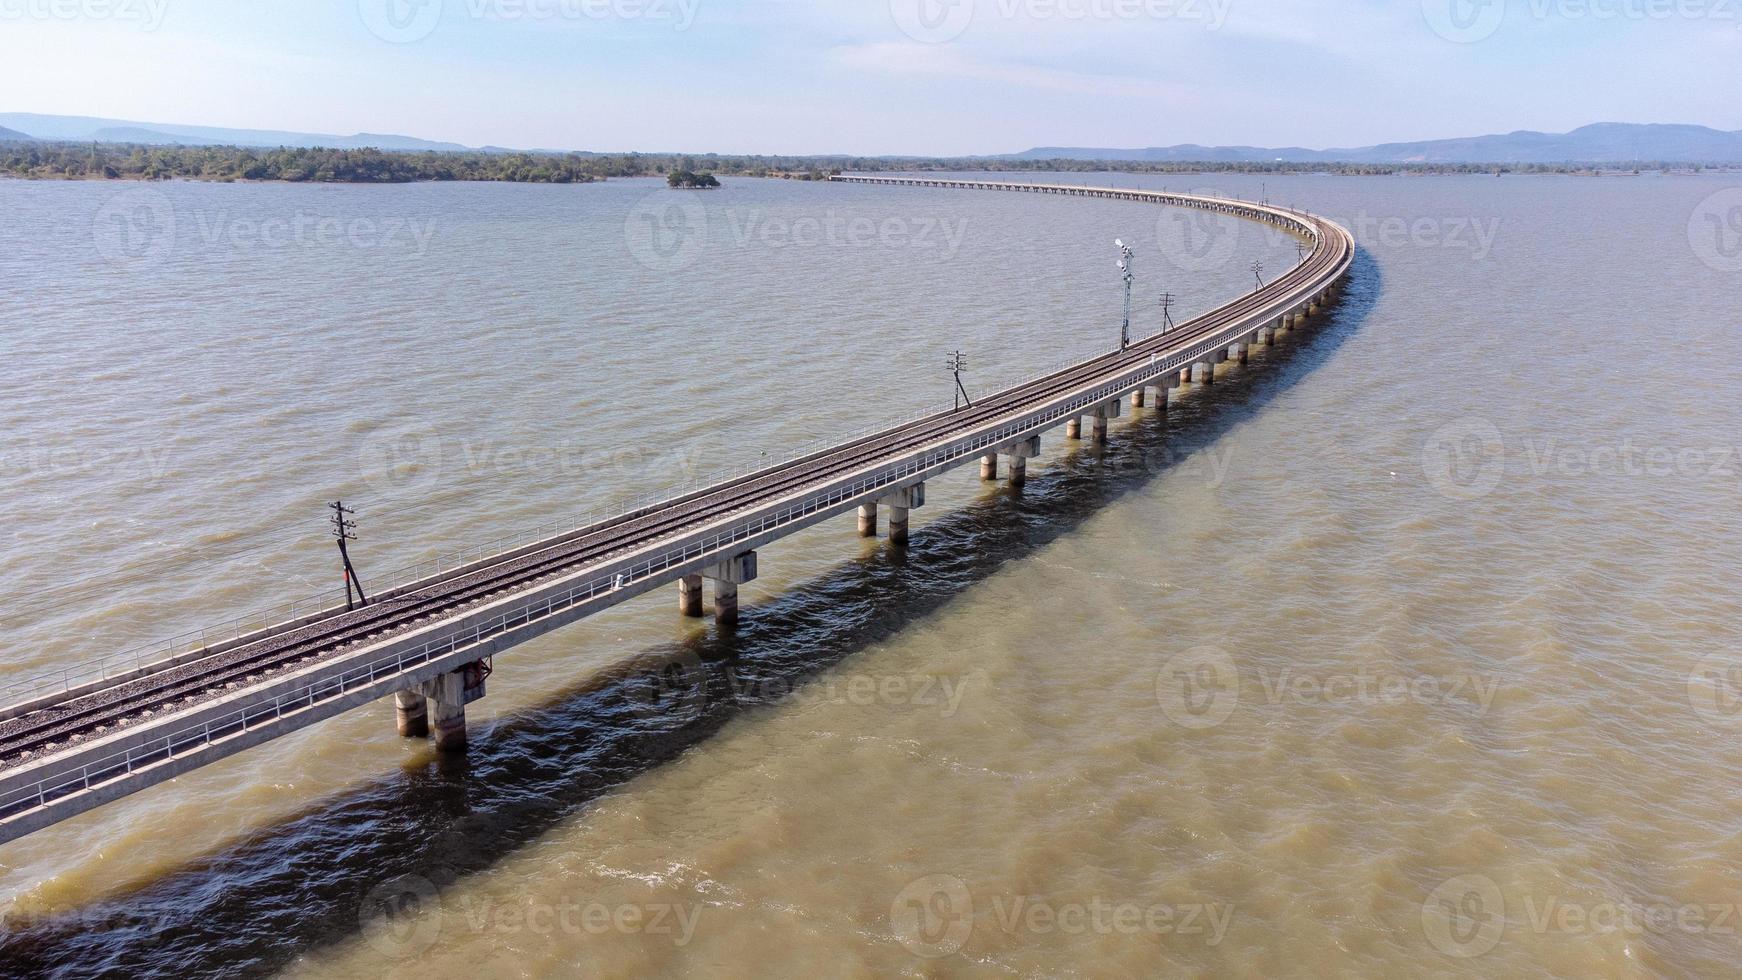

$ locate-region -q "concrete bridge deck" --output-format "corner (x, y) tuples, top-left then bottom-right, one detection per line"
(0, 176), (1355, 846)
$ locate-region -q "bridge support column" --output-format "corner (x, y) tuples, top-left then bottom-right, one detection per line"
(1130, 388), (1145, 409)
(881, 483), (925, 547)
(980, 452), (998, 481)
(1234, 342), (1249, 365)
(858, 502), (877, 538)
(1179, 367), (1193, 385)
(394, 690), (428, 738)
(1091, 399), (1120, 445)
(1195, 360), (1215, 385)
(1065, 417), (1082, 440)
(678, 574), (704, 617)
(704, 552), (758, 625)
(419, 660), (489, 753)
(1001, 435), (1041, 488)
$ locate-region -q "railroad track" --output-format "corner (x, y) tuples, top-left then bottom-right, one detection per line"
(0, 179), (1351, 771)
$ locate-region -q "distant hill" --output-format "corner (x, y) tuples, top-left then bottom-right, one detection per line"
(1012, 123), (1742, 165)
(0, 125), (34, 141)
(0, 113), (474, 152)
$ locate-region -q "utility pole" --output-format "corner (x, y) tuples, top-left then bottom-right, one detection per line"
(1295, 241), (1308, 265)
(1159, 292), (1176, 332)
(329, 500), (369, 611)
(1251, 261), (1265, 288)
(1115, 239), (1135, 351)
(947, 351), (972, 410)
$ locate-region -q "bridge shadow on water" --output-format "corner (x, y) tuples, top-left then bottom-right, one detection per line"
(0, 252), (1381, 979)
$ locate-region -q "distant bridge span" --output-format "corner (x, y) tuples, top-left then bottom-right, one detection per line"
(0, 176), (1354, 846)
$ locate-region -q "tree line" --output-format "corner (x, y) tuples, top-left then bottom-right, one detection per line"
(0, 138), (1725, 183)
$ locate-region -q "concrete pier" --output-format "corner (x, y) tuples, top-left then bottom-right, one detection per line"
(1002, 435), (1041, 488)
(1130, 388), (1145, 409)
(858, 502), (877, 537)
(394, 689), (428, 738)
(1065, 417), (1082, 440)
(980, 452), (998, 480)
(419, 663), (487, 753)
(1234, 342), (1249, 365)
(882, 483), (925, 546)
(678, 573), (704, 617)
(1196, 360), (1216, 385)
(703, 551), (758, 625)
(1091, 399), (1120, 445)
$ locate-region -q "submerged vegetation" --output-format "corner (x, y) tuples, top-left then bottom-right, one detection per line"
(0, 138), (1729, 183)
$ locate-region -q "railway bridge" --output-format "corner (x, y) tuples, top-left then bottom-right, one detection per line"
(0, 176), (1355, 846)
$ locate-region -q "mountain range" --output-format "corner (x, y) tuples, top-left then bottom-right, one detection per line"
(0, 113), (473, 152)
(2, 114), (1740, 164)
(1010, 123), (1742, 164)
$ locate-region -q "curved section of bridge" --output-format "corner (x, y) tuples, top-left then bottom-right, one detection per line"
(0, 177), (1355, 846)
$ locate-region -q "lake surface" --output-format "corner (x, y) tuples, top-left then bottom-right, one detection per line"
(1, 171), (1739, 977)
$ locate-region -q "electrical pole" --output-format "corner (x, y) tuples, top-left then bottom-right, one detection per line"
(329, 500), (368, 611)
(1251, 261), (1265, 288)
(1116, 239), (1134, 351)
(1159, 292), (1176, 332)
(1295, 241), (1308, 265)
(947, 351), (971, 410)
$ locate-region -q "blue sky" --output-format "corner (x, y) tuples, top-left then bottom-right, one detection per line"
(1, 0), (1736, 154)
